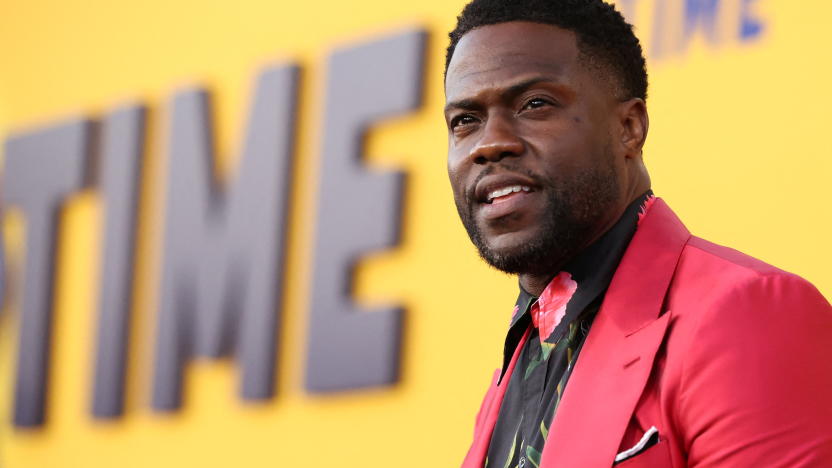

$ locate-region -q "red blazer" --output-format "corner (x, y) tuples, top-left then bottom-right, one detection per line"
(462, 198), (832, 467)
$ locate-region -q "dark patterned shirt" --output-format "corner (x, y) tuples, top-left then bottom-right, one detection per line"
(485, 192), (653, 468)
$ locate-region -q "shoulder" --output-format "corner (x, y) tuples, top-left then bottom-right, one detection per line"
(681, 235), (789, 278)
(660, 234), (831, 408)
(661, 235), (831, 407)
(668, 235), (827, 311)
(658, 237), (832, 464)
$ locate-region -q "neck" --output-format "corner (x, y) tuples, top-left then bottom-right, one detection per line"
(519, 273), (559, 297)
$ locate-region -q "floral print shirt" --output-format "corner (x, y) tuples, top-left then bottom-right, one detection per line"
(485, 192), (654, 468)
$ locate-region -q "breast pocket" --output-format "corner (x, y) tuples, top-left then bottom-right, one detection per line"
(614, 440), (672, 468)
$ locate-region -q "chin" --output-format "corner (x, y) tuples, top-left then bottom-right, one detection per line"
(478, 229), (546, 274)
(485, 234), (524, 253)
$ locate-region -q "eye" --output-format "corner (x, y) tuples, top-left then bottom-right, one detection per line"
(522, 97), (553, 110)
(450, 114), (478, 129)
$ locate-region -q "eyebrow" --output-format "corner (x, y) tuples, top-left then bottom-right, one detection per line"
(444, 76), (560, 113)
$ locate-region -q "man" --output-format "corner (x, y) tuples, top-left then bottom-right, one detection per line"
(443, 1), (832, 467)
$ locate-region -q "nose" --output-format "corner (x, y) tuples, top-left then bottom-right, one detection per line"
(468, 115), (524, 164)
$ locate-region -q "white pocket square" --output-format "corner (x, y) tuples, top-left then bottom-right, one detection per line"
(614, 426), (659, 463)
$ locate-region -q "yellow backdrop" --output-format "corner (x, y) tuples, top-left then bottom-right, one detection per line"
(0, 0), (829, 466)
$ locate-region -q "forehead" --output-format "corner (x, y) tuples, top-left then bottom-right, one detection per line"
(445, 21), (583, 101)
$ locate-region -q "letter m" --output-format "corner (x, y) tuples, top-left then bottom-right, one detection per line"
(151, 65), (298, 410)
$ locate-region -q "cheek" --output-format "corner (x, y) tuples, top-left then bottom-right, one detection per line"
(446, 163), (466, 202)
(447, 151), (471, 193)
(536, 122), (609, 169)
(522, 118), (582, 151)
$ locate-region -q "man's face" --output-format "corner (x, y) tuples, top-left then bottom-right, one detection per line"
(445, 21), (629, 275)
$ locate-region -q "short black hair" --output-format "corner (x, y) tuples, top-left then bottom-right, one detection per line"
(445, 0), (648, 101)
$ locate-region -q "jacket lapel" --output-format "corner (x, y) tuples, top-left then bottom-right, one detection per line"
(540, 198), (691, 467)
(462, 328), (531, 468)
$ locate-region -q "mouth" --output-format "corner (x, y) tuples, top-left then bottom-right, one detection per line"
(473, 173), (541, 221)
(474, 173), (539, 204)
(484, 184), (533, 204)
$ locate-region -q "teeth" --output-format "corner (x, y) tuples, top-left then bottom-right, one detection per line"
(487, 185), (531, 201)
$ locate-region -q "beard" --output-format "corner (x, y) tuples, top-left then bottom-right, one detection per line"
(455, 154), (620, 276)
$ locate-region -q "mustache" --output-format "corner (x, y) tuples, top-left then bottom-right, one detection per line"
(467, 163), (548, 204)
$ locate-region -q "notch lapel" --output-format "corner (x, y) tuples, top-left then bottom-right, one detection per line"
(462, 328), (531, 468)
(540, 199), (691, 468)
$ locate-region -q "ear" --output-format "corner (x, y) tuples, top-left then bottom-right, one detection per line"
(617, 98), (649, 159)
